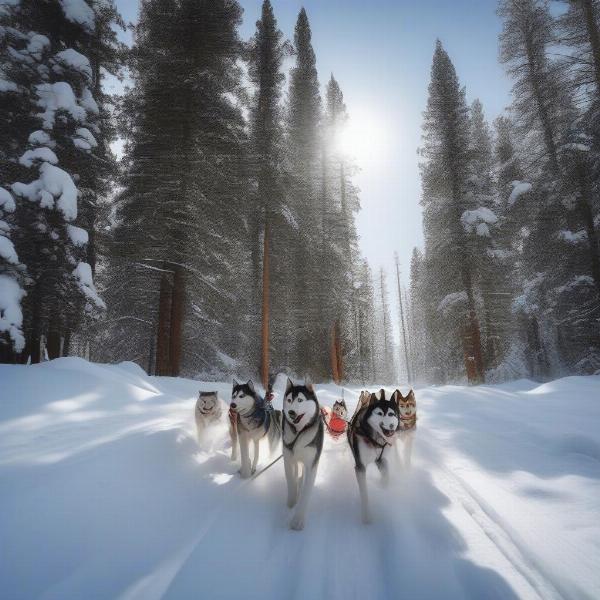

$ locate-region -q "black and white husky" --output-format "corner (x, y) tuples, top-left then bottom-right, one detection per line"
(229, 380), (281, 479)
(282, 378), (324, 531)
(347, 389), (402, 523)
(194, 391), (222, 441)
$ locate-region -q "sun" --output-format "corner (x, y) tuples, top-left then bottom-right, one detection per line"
(334, 107), (388, 166)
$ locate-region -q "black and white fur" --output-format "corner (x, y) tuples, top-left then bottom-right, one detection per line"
(282, 378), (324, 531)
(347, 389), (401, 523)
(194, 391), (222, 441)
(229, 379), (281, 479)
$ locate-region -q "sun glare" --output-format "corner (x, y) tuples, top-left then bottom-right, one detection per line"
(335, 108), (388, 166)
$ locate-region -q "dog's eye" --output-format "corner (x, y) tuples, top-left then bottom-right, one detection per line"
(298, 397), (303, 403)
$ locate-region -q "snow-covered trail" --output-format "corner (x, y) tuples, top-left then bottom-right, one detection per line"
(1, 359), (599, 600)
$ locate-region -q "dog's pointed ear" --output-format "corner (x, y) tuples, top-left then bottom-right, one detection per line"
(304, 376), (315, 394)
(232, 379), (239, 388)
(247, 379), (255, 392)
(369, 392), (379, 406)
(285, 377), (293, 394)
(379, 388), (386, 401)
(406, 389), (415, 402)
(391, 389), (403, 405)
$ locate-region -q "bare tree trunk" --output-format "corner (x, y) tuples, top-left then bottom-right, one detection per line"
(261, 219), (270, 389)
(155, 264), (171, 376)
(169, 265), (184, 377)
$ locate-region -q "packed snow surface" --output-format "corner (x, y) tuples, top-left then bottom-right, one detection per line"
(0, 360), (599, 600)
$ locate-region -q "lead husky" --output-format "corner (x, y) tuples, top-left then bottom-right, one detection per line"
(347, 389), (402, 523)
(282, 378), (324, 531)
(229, 380), (281, 478)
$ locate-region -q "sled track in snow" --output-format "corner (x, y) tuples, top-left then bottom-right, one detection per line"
(424, 440), (571, 600)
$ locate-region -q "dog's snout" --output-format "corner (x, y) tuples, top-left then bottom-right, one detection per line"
(288, 410), (297, 419)
(230, 402), (237, 409)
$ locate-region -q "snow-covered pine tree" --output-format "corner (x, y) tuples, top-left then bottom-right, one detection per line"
(499, 0), (600, 373)
(420, 40), (485, 383)
(1, 0), (107, 363)
(106, 0), (249, 377)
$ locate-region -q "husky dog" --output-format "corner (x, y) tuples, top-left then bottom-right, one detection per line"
(194, 391), (222, 440)
(397, 389), (417, 469)
(229, 379), (281, 478)
(322, 399), (348, 440)
(282, 378), (324, 531)
(347, 389), (402, 523)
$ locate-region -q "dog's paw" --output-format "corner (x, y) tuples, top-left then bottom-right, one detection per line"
(289, 514), (305, 531)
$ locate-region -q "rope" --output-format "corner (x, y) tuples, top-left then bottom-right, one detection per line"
(250, 454), (283, 480)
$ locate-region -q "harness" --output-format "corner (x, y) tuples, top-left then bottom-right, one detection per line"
(235, 398), (271, 435)
(351, 420), (391, 463)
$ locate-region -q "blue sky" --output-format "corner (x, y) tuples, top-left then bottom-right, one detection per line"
(114, 0), (511, 335)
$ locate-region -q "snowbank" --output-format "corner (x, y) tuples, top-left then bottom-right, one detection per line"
(0, 362), (599, 599)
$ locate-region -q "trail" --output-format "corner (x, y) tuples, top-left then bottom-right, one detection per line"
(1, 360), (599, 599)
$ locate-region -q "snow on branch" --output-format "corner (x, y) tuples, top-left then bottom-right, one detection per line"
(0, 274), (25, 352)
(559, 230), (587, 245)
(72, 262), (105, 310)
(0, 187), (16, 213)
(12, 163), (78, 221)
(461, 207), (498, 237)
(59, 0), (95, 32)
(508, 181), (532, 206)
(437, 291), (468, 315)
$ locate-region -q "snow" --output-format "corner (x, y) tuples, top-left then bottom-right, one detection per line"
(12, 163), (78, 220)
(18, 146), (58, 168)
(508, 181), (532, 206)
(0, 186), (16, 213)
(28, 130), (54, 148)
(67, 224), (88, 247)
(438, 290), (468, 315)
(72, 262), (105, 309)
(461, 207), (498, 237)
(59, 0), (95, 32)
(26, 33), (50, 58)
(73, 126), (98, 150)
(0, 274), (25, 351)
(80, 85), (99, 114)
(0, 77), (18, 92)
(0, 235), (18, 264)
(36, 81), (87, 129)
(559, 229), (587, 244)
(55, 48), (92, 80)
(0, 361), (599, 599)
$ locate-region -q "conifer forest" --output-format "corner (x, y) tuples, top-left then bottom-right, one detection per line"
(2, 0), (600, 386)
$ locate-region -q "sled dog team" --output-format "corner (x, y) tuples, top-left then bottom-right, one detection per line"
(195, 379), (417, 530)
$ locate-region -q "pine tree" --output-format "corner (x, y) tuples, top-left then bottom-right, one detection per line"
(247, 0), (290, 385)
(420, 40), (485, 383)
(1, 0), (109, 363)
(285, 7), (325, 379)
(105, 0), (249, 376)
(499, 0), (600, 373)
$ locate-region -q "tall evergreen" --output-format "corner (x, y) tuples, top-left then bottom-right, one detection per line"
(420, 40), (485, 383)
(285, 8), (325, 378)
(105, 0), (249, 376)
(0, 0), (114, 363)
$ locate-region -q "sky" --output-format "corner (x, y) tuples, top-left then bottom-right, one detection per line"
(114, 0), (512, 338)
